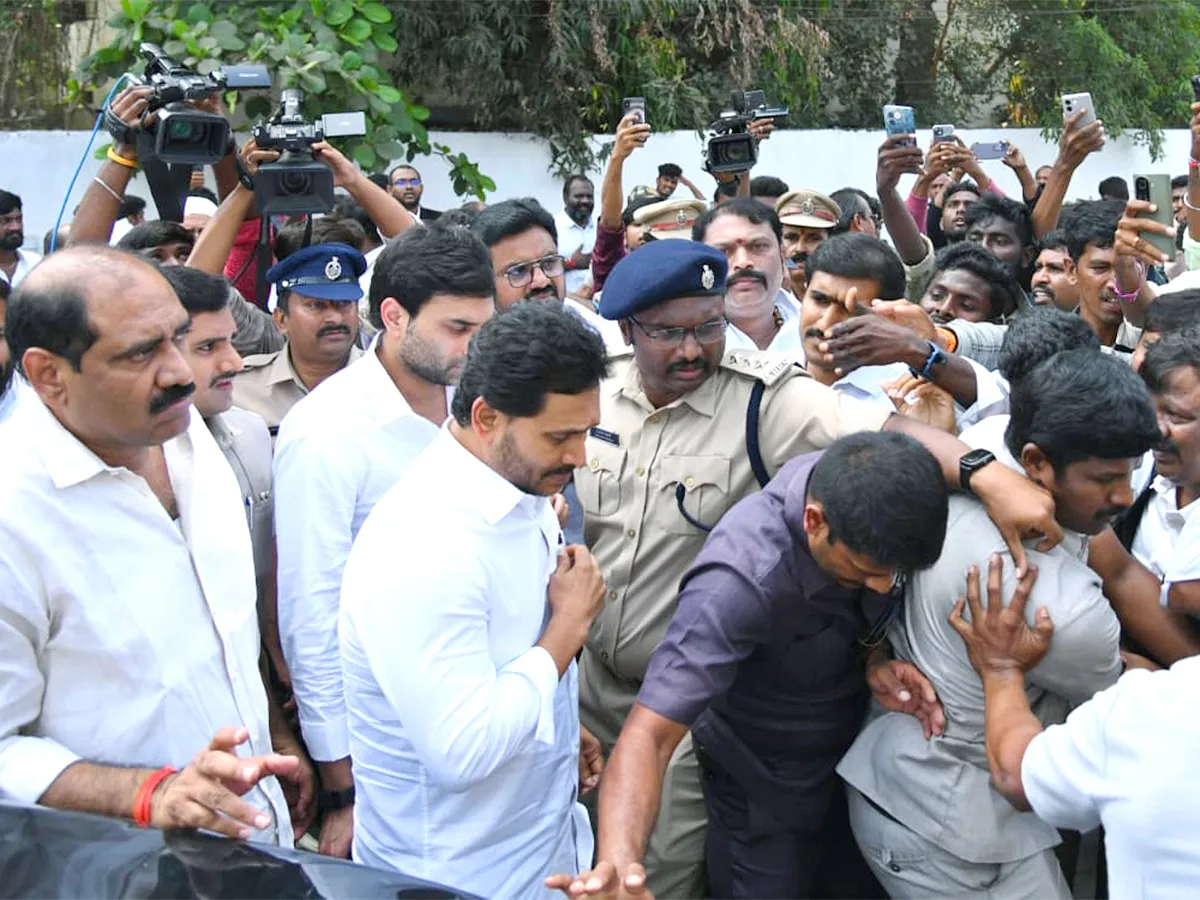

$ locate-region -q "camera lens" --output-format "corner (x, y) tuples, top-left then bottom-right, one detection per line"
(167, 119), (203, 141)
(280, 170), (312, 195)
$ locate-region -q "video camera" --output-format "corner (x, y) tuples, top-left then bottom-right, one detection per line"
(250, 89), (367, 215)
(703, 89), (789, 175)
(134, 42), (271, 165)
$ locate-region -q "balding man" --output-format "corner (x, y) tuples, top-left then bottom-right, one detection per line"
(0, 247), (309, 844)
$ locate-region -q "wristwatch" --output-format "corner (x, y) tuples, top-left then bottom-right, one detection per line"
(909, 339), (948, 381)
(318, 786), (356, 811)
(959, 448), (996, 496)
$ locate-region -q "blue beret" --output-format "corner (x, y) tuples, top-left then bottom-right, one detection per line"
(598, 240), (728, 321)
(266, 242), (367, 302)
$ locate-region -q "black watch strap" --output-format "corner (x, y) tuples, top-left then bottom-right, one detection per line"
(234, 150), (255, 191)
(319, 786), (355, 811)
(959, 448), (996, 496)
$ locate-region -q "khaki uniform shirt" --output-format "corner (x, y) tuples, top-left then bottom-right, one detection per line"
(232, 344), (364, 434)
(207, 407), (274, 582)
(575, 348), (891, 740)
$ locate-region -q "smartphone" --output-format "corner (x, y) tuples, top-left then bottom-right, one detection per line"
(1191, 75), (1200, 103)
(970, 140), (1009, 160)
(931, 124), (955, 144)
(622, 96), (646, 126)
(1134, 174), (1177, 261)
(1061, 91), (1097, 126)
(883, 104), (916, 147)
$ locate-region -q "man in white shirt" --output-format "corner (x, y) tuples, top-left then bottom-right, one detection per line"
(692, 197), (804, 356)
(0, 191), (41, 288)
(275, 226), (496, 858)
(340, 301), (610, 898)
(0, 247), (302, 843)
(554, 175), (597, 297)
(951, 555), (1200, 900)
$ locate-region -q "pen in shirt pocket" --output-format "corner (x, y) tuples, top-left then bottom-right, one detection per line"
(244, 495), (254, 530)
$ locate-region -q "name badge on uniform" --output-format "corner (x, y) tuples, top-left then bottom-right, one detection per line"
(589, 427), (620, 446)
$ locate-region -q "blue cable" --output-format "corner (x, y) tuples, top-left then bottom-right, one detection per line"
(49, 74), (131, 253)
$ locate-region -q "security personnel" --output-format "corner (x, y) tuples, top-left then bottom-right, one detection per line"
(233, 242), (367, 435)
(573, 239), (1059, 898)
(776, 188), (841, 297)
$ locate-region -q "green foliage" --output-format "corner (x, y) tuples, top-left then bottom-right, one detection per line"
(76, 0), (494, 199)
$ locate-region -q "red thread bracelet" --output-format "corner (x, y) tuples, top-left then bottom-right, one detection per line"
(133, 765), (176, 827)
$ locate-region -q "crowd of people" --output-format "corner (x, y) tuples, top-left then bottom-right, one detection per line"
(1, 79), (1200, 900)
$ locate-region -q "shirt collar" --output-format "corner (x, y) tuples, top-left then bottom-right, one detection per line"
(29, 395), (196, 491)
(267, 346), (303, 387)
(439, 425), (554, 531)
(619, 360), (717, 418)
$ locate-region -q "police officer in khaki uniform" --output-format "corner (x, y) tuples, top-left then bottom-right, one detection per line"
(234, 242), (367, 435)
(776, 189), (841, 297)
(570, 237), (1062, 898)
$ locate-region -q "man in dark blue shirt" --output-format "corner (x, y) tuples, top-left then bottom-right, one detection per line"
(549, 431), (950, 899)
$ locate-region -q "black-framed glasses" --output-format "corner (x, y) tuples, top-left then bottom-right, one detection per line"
(858, 570), (907, 652)
(502, 254), (565, 288)
(629, 316), (727, 347)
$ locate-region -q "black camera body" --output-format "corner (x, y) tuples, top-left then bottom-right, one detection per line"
(251, 89), (367, 215)
(136, 43), (270, 165)
(703, 89), (789, 175)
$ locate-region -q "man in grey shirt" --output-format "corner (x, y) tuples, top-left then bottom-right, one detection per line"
(839, 349), (1161, 898)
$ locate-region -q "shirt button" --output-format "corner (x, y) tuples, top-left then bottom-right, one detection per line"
(601, 651), (610, 662)
(648, 414), (660, 424)
(635, 466), (645, 477)
(889, 863), (902, 873)
(684, 476), (696, 488)
(589, 459), (600, 471)
(608, 590), (617, 601)
(626, 528), (637, 539)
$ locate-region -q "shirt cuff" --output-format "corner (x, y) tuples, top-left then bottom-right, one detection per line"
(0, 735), (83, 804)
(499, 645), (560, 746)
(298, 717), (350, 763)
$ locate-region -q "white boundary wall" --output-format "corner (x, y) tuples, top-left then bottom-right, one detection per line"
(1, 126), (1193, 251)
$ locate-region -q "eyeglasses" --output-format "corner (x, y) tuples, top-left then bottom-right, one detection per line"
(859, 570), (907, 651)
(502, 254), (565, 288)
(0, 213), (22, 227)
(391, 177), (421, 188)
(629, 316), (727, 347)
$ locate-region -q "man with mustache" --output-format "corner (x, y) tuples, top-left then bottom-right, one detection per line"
(0, 190), (40, 288)
(841, 349), (1162, 898)
(774, 190), (840, 301)
(1065, 200), (1144, 352)
(388, 164), (441, 223)
(555, 175), (597, 297)
(233, 243), (366, 436)
(0, 246), (303, 845)
(570, 239), (1064, 898)
(1030, 231), (1079, 311)
(271, 226), (496, 858)
(691, 197), (804, 355)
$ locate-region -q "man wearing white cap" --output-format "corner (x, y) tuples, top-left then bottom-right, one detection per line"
(182, 194), (219, 237)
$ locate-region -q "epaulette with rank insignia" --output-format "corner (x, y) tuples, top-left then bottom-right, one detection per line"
(719, 350), (799, 387)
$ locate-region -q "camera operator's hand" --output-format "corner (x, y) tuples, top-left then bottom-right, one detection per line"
(106, 85), (156, 160)
(748, 118), (775, 142)
(311, 141), (360, 189)
(239, 138), (280, 177)
(614, 113), (652, 161)
(1189, 101), (1200, 163)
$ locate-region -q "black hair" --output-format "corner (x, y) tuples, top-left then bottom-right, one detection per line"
(451, 300), (610, 426)
(42, 227), (69, 256)
(805, 233), (906, 301)
(932, 242), (1023, 321)
(275, 216), (366, 262)
(388, 163), (421, 180)
(118, 195), (146, 219)
(186, 186), (219, 206)
(829, 187), (872, 236)
(1143, 288), (1200, 334)
(562, 174), (593, 202)
(1098, 176), (1129, 201)
(0, 280), (8, 302)
(963, 193), (1033, 248)
(658, 163), (682, 179)
(0, 190), (22, 216)
(749, 175), (789, 198)
(366, 172), (390, 191)
(438, 206), (482, 228)
(7, 262), (104, 373)
(332, 195), (382, 246)
(1037, 228), (1069, 253)
(1063, 199), (1124, 262)
(808, 432), (948, 571)
(621, 194), (661, 227)
(692, 196), (782, 243)
(368, 225), (494, 328)
(471, 198), (557, 248)
(1142, 326), (1200, 395)
(1006, 348), (1159, 472)
(941, 180), (980, 206)
(117, 220), (195, 253)
(1172, 174), (1189, 191)
(998, 306), (1101, 387)
(159, 265), (230, 316)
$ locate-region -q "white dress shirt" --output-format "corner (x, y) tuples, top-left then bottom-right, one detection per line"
(341, 426), (591, 898)
(1130, 475), (1200, 604)
(274, 346), (444, 762)
(0, 400), (290, 844)
(1022, 656), (1200, 899)
(726, 288), (804, 356)
(554, 211), (597, 295)
(0, 248), (40, 287)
